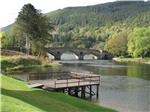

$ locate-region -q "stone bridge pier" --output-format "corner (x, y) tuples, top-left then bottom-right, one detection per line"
(54, 52), (61, 60)
(75, 52), (84, 60)
(78, 55), (84, 60)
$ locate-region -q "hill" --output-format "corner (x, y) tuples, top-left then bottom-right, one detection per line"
(47, 1), (150, 27)
(45, 1), (150, 48)
(0, 23), (14, 32)
(1, 1), (150, 49)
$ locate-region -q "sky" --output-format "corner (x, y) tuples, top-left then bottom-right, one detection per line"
(0, 0), (116, 28)
(0, 0), (147, 29)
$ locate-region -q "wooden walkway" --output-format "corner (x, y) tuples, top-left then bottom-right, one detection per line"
(29, 76), (100, 89)
(28, 72), (100, 99)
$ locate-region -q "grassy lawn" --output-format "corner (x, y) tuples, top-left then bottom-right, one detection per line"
(113, 57), (150, 64)
(1, 75), (116, 112)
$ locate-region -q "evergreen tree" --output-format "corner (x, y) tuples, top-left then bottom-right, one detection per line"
(15, 3), (52, 56)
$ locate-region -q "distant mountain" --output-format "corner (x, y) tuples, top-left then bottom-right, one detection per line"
(1, 24), (14, 32)
(1, 1), (150, 48)
(47, 1), (150, 27)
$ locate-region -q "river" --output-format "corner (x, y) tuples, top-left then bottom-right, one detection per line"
(7, 53), (150, 112)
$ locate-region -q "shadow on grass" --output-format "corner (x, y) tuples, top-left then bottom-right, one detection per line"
(1, 88), (54, 112)
(1, 88), (117, 112)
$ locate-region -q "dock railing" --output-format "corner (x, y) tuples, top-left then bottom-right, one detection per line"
(54, 74), (100, 88)
(28, 71), (100, 88)
(28, 71), (70, 81)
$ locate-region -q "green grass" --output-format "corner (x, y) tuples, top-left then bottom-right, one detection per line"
(0, 56), (10, 61)
(1, 75), (116, 112)
(0, 55), (61, 72)
(113, 57), (150, 64)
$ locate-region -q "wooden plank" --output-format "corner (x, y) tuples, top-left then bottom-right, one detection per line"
(27, 72), (100, 99)
(29, 79), (99, 88)
(28, 72), (100, 89)
(28, 83), (44, 88)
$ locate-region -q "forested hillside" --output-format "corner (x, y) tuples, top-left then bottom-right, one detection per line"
(1, 1), (150, 57)
(47, 1), (150, 27)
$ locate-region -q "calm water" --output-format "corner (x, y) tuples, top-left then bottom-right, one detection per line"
(6, 53), (150, 112)
(58, 60), (150, 112)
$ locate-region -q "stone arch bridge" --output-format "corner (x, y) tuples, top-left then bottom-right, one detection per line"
(4, 47), (112, 60)
(45, 47), (112, 60)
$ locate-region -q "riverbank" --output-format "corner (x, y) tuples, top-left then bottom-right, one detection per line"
(113, 57), (150, 64)
(1, 55), (61, 72)
(1, 75), (116, 112)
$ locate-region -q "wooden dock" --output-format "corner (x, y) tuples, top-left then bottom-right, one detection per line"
(28, 72), (100, 99)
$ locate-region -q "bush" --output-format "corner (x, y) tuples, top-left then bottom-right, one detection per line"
(1, 60), (17, 71)
(11, 56), (41, 66)
(1, 56), (42, 71)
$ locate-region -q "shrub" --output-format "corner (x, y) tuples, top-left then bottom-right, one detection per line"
(11, 56), (41, 66)
(1, 56), (42, 71)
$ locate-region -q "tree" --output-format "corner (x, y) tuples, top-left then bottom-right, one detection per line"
(0, 32), (6, 48)
(93, 42), (105, 50)
(10, 25), (26, 47)
(14, 3), (52, 56)
(128, 27), (150, 57)
(0, 32), (14, 48)
(105, 31), (129, 56)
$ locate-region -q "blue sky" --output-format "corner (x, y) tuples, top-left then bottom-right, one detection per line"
(0, 0), (147, 28)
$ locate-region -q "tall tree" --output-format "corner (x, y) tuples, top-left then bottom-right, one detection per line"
(105, 31), (129, 56)
(128, 27), (150, 57)
(14, 3), (52, 56)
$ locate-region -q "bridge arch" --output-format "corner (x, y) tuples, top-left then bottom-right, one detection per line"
(84, 54), (98, 60)
(61, 51), (79, 60)
(46, 53), (55, 60)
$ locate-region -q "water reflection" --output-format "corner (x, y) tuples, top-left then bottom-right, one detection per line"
(60, 60), (150, 80)
(99, 76), (150, 112)
(127, 63), (150, 80)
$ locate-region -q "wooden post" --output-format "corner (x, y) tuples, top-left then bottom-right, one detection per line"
(62, 88), (65, 93)
(67, 78), (68, 87)
(81, 86), (85, 98)
(81, 87), (83, 98)
(90, 85), (92, 99)
(68, 88), (71, 95)
(96, 85), (99, 99)
(74, 87), (78, 97)
(83, 86), (85, 98)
